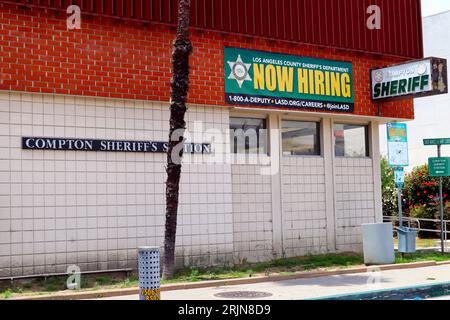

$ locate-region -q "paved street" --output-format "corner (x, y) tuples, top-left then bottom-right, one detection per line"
(98, 265), (450, 300)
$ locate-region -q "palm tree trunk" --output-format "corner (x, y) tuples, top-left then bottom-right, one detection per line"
(163, 0), (193, 280)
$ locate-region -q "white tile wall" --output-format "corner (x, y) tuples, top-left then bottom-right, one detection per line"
(281, 157), (328, 257)
(0, 91), (381, 277)
(231, 164), (273, 263)
(0, 91), (233, 276)
(335, 158), (376, 252)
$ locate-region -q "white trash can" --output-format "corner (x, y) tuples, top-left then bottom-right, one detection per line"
(362, 223), (395, 265)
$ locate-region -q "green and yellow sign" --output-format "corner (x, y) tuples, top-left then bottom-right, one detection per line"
(224, 47), (354, 113)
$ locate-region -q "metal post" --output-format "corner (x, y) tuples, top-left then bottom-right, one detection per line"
(398, 188), (403, 228)
(440, 176), (445, 254)
(397, 188), (405, 259)
(445, 223), (448, 253)
(438, 145), (445, 254)
(138, 246), (161, 300)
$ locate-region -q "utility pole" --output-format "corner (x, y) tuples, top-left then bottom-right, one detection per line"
(397, 187), (403, 228)
(424, 138), (450, 254)
(438, 145), (445, 254)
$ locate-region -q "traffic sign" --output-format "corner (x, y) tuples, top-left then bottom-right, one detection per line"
(394, 167), (405, 189)
(429, 157), (450, 177)
(424, 138), (450, 146)
(387, 123), (409, 167)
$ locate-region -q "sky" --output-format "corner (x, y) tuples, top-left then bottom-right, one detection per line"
(379, 0), (450, 171)
(421, 0), (450, 17)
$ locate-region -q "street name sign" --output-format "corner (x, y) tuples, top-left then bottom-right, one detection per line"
(429, 157), (450, 177)
(424, 138), (450, 146)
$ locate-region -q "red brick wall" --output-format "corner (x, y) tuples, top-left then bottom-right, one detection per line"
(0, 2), (414, 119)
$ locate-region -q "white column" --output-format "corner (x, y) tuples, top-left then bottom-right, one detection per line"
(269, 113), (284, 258)
(371, 121), (383, 223)
(323, 118), (337, 252)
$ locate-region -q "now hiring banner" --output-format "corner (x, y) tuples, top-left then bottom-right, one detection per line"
(224, 47), (355, 113)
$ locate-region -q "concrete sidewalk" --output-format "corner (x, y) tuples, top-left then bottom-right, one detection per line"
(98, 264), (450, 300)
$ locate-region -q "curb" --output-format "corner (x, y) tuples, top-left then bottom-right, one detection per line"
(8, 260), (450, 300)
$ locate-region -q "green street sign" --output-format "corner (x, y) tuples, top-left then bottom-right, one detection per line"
(429, 157), (450, 177)
(424, 138), (450, 146)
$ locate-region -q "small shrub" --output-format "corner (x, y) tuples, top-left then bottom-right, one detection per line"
(409, 204), (440, 238)
(404, 165), (450, 238)
(381, 157), (398, 216)
(94, 276), (112, 286)
(2, 289), (12, 299)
